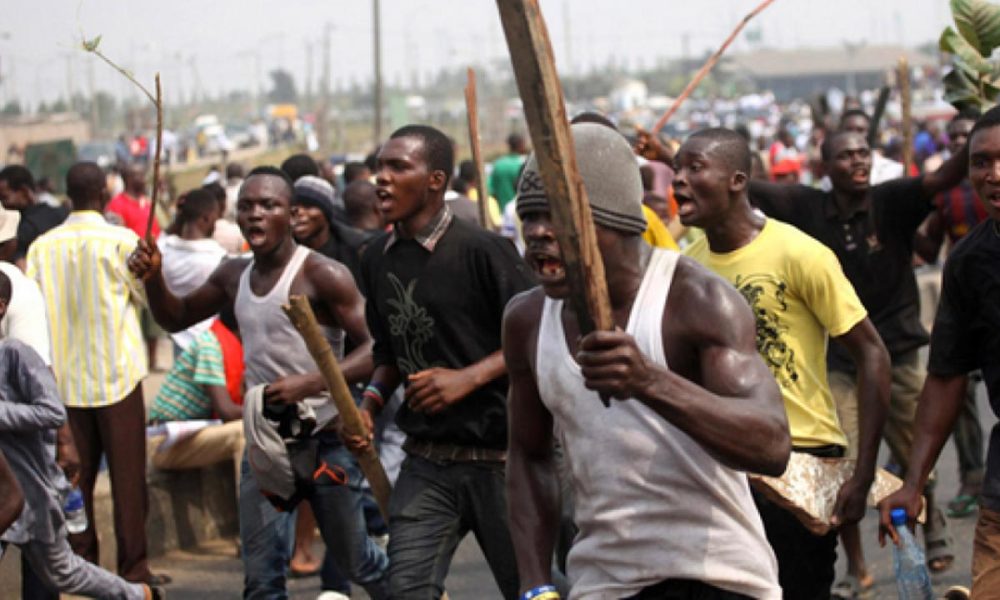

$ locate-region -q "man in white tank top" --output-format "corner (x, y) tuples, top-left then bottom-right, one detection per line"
(128, 166), (389, 599)
(504, 122), (788, 599)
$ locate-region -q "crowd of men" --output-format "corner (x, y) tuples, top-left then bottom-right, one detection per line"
(0, 93), (997, 600)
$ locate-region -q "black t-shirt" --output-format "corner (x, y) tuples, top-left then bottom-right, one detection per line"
(750, 178), (933, 371)
(927, 219), (1000, 510)
(17, 203), (69, 260)
(359, 217), (535, 449)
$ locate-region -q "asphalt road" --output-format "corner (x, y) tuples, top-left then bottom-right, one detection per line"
(147, 380), (995, 600)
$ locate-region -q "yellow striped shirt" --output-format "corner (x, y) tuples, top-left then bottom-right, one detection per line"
(26, 211), (148, 408)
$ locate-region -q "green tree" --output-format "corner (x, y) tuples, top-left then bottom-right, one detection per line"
(268, 69), (298, 104)
(2, 100), (23, 116)
(940, 0), (1000, 110)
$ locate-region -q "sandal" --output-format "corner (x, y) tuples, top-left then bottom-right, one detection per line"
(831, 573), (874, 599)
(947, 493), (979, 518)
(924, 507), (955, 574)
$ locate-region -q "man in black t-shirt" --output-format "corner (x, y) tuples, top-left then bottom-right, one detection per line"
(880, 104), (1000, 598)
(348, 124), (534, 599)
(748, 130), (969, 579)
(0, 165), (68, 268)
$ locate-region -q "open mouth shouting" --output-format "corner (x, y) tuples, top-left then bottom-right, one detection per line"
(526, 249), (566, 285)
(674, 191), (696, 221)
(850, 167), (870, 185)
(244, 224), (267, 246)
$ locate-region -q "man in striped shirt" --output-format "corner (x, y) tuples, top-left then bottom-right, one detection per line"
(26, 162), (162, 585)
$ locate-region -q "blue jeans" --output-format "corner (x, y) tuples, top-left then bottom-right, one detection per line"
(239, 434), (390, 599)
(388, 454), (519, 599)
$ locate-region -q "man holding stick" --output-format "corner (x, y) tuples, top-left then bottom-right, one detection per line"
(346, 124), (534, 599)
(128, 166), (389, 599)
(505, 121), (786, 599)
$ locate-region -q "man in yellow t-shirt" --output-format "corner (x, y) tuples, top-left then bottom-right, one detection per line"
(676, 128), (890, 599)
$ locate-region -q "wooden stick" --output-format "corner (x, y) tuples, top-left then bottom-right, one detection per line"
(145, 73), (163, 242)
(867, 85), (891, 147)
(282, 295), (392, 522)
(898, 57), (914, 175)
(497, 0), (613, 335)
(650, 0), (776, 134)
(464, 67), (492, 230)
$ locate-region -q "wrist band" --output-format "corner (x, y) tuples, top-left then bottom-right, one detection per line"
(363, 385), (385, 409)
(522, 585), (559, 600)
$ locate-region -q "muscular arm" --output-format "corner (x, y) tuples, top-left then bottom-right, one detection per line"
(829, 318), (890, 524)
(308, 256), (374, 385)
(905, 374), (967, 490)
(879, 373), (967, 543)
(578, 261), (791, 475)
(503, 290), (559, 592)
(0, 449), (24, 536)
(128, 239), (243, 332)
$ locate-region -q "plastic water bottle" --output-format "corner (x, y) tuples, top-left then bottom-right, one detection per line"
(63, 487), (88, 534)
(891, 508), (934, 600)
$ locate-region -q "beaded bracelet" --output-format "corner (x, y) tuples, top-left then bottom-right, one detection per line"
(362, 384), (385, 409)
(522, 584), (559, 600)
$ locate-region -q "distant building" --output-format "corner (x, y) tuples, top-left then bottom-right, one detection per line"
(725, 45), (937, 102)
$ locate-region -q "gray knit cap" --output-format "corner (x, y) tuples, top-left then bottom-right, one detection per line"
(516, 122), (646, 234)
(293, 175), (343, 226)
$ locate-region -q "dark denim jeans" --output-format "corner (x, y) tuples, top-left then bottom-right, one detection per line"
(239, 434), (390, 599)
(388, 454), (519, 599)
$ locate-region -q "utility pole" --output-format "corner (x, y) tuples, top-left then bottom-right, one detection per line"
(317, 23), (333, 150)
(373, 0), (383, 145)
(87, 59), (97, 134)
(63, 53), (74, 111)
(305, 40), (314, 108)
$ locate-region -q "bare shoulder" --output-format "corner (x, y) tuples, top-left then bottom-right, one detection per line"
(667, 255), (756, 345)
(210, 256), (252, 289)
(504, 286), (546, 328)
(502, 287), (547, 369)
(302, 251), (358, 291)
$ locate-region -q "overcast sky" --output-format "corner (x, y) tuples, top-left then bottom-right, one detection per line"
(4, 0), (954, 108)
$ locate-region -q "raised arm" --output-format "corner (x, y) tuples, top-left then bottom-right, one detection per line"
(503, 289), (559, 593)
(577, 259), (790, 476)
(922, 141), (969, 197)
(829, 318), (890, 525)
(127, 238), (240, 332)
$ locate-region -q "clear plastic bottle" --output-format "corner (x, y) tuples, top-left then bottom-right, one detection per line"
(63, 487), (88, 534)
(891, 507), (934, 600)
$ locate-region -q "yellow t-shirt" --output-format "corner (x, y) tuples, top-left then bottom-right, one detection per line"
(685, 218), (866, 448)
(641, 205), (679, 250)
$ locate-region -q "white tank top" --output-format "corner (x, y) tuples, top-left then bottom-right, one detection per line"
(536, 249), (781, 600)
(235, 245), (344, 410)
